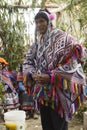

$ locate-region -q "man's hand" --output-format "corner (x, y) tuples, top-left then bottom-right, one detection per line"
(32, 74), (50, 84)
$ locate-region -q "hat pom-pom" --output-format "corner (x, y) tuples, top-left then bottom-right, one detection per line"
(49, 14), (55, 21)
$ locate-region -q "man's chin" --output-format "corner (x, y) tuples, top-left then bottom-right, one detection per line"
(39, 30), (45, 34)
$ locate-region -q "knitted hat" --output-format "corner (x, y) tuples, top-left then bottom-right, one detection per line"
(35, 11), (50, 23)
(35, 9), (55, 23)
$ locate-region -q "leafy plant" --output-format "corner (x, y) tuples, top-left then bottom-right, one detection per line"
(0, 81), (5, 104)
(0, 0), (26, 70)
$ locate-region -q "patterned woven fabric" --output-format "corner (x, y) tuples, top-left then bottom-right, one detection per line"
(17, 71), (23, 81)
(0, 70), (19, 110)
(1, 71), (16, 93)
(23, 24), (87, 120)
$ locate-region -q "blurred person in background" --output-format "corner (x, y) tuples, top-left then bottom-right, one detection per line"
(0, 57), (19, 115)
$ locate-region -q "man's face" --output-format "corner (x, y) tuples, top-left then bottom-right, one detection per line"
(35, 18), (48, 34)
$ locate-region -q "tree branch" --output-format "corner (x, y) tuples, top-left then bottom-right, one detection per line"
(0, 5), (60, 9)
(18, 0), (22, 5)
(0, 0), (84, 12)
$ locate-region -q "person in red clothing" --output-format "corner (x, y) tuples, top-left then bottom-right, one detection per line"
(16, 65), (25, 109)
(0, 57), (19, 112)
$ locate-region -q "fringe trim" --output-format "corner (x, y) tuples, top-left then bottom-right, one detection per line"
(33, 74), (84, 120)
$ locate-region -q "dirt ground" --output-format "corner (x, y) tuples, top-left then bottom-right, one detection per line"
(26, 117), (83, 130)
(0, 115), (83, 130)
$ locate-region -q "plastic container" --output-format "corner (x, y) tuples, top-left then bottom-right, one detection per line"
(4, 110), (26, 130)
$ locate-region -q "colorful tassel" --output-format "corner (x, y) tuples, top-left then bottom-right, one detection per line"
(63, 79), (67, 90)
(51, 73), (55, 84)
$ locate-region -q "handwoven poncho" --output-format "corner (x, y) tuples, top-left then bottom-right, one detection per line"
(23, 27), (87, 121)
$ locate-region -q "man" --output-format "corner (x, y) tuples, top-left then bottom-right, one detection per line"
(23, 9), (86, 130)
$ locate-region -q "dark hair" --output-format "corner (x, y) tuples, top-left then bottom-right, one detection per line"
(0, 63), (6, 69)
(35, 11), (49, 23)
